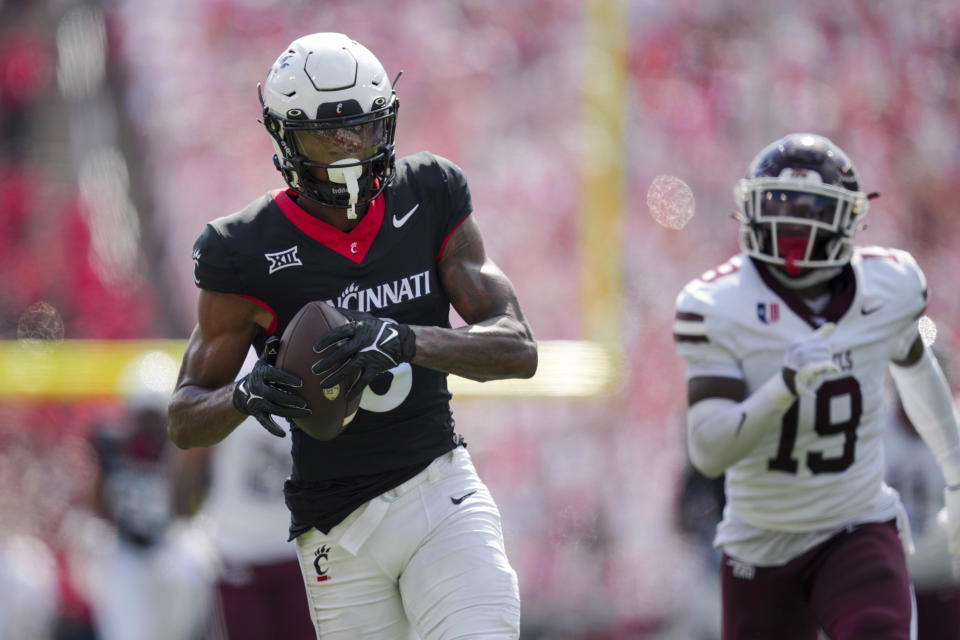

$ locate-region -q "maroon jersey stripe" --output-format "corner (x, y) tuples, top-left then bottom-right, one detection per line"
(753, 258), (856, 328)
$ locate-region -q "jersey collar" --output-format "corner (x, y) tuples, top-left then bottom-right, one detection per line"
(752, 258), (857, 328)
(272, 188), (385, 264)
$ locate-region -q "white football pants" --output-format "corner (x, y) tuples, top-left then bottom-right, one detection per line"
(295, 446), (520, 640)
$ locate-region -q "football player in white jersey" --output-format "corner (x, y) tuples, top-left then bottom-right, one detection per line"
(673, 133), (960, 640)
(172, 350), (314, 639)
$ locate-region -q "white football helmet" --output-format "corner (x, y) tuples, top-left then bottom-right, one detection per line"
(260, 33), (398, 218)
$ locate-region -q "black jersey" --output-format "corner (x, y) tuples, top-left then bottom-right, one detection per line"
(192, 152), (471, 536)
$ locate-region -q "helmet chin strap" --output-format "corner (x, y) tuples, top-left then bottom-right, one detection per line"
(327, 159), (363, 219)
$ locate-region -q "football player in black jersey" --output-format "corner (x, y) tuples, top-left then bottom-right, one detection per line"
(167, 32), (536, 640)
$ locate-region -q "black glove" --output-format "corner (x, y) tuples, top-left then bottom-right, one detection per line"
(232, 337), (311, 437)
(312, 309), (416, 404)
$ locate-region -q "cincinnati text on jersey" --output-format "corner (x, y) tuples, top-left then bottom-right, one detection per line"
(326, 269), (432, 313)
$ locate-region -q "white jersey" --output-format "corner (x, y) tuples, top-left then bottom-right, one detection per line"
(196, 353), (297, 565)
(675, 249), (926, 562)
(197, 416), (295, 564)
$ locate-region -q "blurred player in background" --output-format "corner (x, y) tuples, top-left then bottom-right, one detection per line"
(172, 350), (314, 640)
(89, 385), (213, 640)
(673, 133), (960, 640)
(168, 32), (537, 639)
(0, 531), (59, 640)
(884, 345), (960, 640)
(651, 462), (724, 640)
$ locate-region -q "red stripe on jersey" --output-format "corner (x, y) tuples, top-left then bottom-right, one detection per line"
(675, 311), (704, 322)
(438, 213), (470, 262)
(272, 188), (385, 264)
(237, 294), (278, 335)
(860, 249), (899, 262)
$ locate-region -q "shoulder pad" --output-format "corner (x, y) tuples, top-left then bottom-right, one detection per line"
(674, 256), (747, 354)
(193, 224), (241, 293)
(855, 247), (927, 319)
(676, 256), (745, 318)
(193, 193), (278, 293)
(396, 152), (472, 250)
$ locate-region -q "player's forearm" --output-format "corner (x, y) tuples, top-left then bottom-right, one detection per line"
(687, 373), (796, 477)
(410, 317), (537, 381)
(890, 347), (960, 485)
(167, 382), (245, 449)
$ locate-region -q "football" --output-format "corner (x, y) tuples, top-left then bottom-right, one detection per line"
(276, 301), (361, 440)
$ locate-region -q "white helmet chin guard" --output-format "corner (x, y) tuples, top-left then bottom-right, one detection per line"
(259, 33), (398, 217)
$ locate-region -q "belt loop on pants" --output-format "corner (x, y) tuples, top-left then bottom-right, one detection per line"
(338, 495), (392, 556)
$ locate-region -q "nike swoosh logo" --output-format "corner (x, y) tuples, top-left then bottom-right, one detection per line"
(380, 326), (398, 346)
(392, 204), (420, 228)
(238, 379), (263, 402)
(861, 304), (884, 316)
(451, 490), (477, 505)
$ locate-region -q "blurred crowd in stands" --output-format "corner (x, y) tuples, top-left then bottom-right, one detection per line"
(2, 0), (960, 638)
